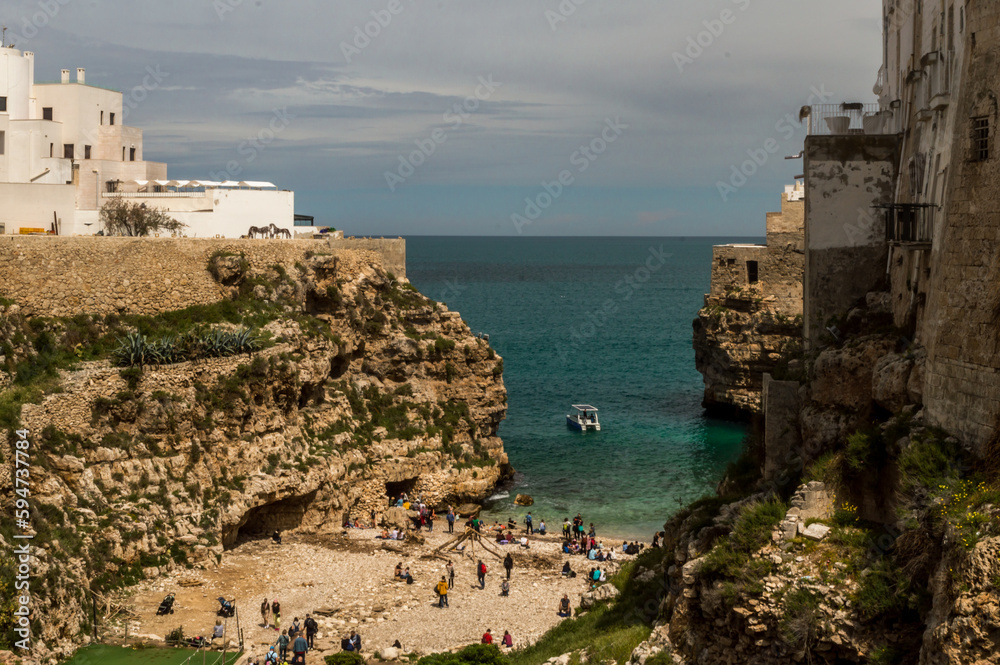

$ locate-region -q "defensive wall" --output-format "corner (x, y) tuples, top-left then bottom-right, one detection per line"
(0, 235), (406, 318)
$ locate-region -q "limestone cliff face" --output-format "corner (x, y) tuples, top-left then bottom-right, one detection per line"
(0, 249), (508, 662)
(693, 295), (802, 416)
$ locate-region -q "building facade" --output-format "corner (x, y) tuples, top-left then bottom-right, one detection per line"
(0, 46), (295, 238)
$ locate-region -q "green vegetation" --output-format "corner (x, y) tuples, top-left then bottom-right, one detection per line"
(418, 645), (508, 665)
(700, 498), (786, 594)
(507, 548), (667, 665)
(778, 588), (821, 650)
(325, 653), (365, 665)
(111, 327), (260, 367)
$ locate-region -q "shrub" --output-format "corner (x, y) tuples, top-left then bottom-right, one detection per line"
(165, 626), (185, 645)
(779, 588), (820, 649)
(325, 653), (364, 665)
(701, 498), (786, 586)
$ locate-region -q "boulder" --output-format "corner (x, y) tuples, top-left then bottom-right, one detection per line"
(382, 507), (412, 530)
(514, 494), (534, 506)
(580, 583), (620, 609)
(872, 352), (914, 412)
(381, 647), (400, 660)
(811, 338), (895, 410)
(455, 503), (481, 518)
(800, 523), (831, 541)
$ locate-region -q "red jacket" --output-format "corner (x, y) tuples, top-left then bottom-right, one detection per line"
(482, 632), (493, 644)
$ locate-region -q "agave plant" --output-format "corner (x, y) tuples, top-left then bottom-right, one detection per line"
(233, 327), (261, 356)
(112, 332), (150, 367)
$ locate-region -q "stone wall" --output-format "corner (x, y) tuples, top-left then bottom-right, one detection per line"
(922, 1), (1000, 456)
(0, 236), (400, 318)
(803, 135), (900, 347)
(328, 237), (406, 279)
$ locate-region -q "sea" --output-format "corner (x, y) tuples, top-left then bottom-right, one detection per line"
(405, 237), (757, 542)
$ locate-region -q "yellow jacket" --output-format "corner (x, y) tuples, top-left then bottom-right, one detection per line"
(436, 581), (449, 596)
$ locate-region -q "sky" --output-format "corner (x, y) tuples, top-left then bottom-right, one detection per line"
(1, 0), (883, 236)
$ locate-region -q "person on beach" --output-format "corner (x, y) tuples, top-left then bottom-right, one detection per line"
(503, 552), (514, 580)
(276, 629), (290, 661)
(403, 567), (414, 584)
(447, 508), (456, 533)
(343, 630), (361, 652)
(265, 646), (278, 665)
(395, 562), (404, 578)
(539, 520), (547, 535)
(290, 617), (301, 639)
(558, 594), (571, 617)
(561, 561), (572, 576)
(446, 560), (455, 588)
(210, 620), (224, 643)
(589, 523), (596, 539)
(271, 600), (281, 632)
(524, 512), (533, 535)
(261, 598), (271, 629)
(304, 615), (318, 649)
(481, 629), (493, 645)
(652, 532), (660, 548)
(562, 518), (571, 539)
(272, 530), (282, 545)
(436, 576), (450, 608)
(502, 630), (513, 648)
(477, 559), (487, 589)
(520, 536), (530, 549)
(500, 579), (510, 597)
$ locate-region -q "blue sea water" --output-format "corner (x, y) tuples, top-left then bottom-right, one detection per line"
(405, 237), (756, 542)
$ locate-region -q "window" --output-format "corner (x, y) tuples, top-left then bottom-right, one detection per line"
(110, 112), (115, 126)
(122, 147), (126, 161)
(100, 110), (104, 125)
(129, 147), (136, 161)
(49, 143), (54, 158)
(63, 144), (74, 159)
(43, 107), (53, 121)
(972, 116), (990, 161)
(84, 145), (92, 160)
(106, 180), (120, 193)
(746, 261), (759, 284)
(0, 131), (5, 155)
(0, 96), (7, 112)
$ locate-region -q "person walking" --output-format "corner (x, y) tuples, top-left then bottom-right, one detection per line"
(271, 599), (281, 632)
(436, 576), (450, 608)
(446, 508), (456, 533)
(261, 597), (271, 629)
(524, 512), (533, 535)
(503, 552), (513, 580)
(276, 629), (290, 661)
(446, 560), (455, 589)
(304, 614), (318, 649)
(477, 559), (487, 589)
(292, 630), (309, 664)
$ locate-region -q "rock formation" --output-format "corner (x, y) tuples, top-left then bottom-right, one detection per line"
(0, 246), (509, 662)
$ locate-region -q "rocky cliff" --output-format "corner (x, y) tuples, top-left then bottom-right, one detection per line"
(0, 247), (509, 662)
(693, 294), (802, 417)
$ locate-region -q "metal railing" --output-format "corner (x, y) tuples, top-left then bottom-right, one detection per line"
(101, 191), (208, 198)
(807, 102), (890, 135)
(879, 203), (936, 245)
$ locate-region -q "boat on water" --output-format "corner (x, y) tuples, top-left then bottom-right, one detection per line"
(567, 404), (600, 431)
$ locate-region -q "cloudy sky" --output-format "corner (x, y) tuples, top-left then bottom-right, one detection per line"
(2, 0), (882, 236)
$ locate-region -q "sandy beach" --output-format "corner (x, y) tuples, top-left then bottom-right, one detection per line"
(125, 526), (634, 660)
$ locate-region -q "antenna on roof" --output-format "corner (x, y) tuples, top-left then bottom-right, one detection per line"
(1, 26), (7, 48)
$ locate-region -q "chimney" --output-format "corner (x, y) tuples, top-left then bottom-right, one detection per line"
(76, 68), (85, 85)
(61, 69), (70, 84)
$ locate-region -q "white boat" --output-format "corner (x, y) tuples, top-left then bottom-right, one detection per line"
(567, 404), (600, 431)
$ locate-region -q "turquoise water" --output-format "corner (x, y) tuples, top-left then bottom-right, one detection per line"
(405, 237), (753, 541)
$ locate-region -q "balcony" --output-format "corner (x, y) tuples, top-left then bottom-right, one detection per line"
(805, 103), (893, 136)
(878, 203), (936, 247)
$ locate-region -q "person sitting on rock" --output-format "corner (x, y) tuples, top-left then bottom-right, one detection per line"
(500, 579), (510, 597)
(557, 595), (571, 617)
(519, 536), (529, 549)
(272, 530), (282, 545)
(538, 520), (547, 535)
(403, 567), (414, 585)
(378, 529), (390, 539)
(210, 620), (224, 642)
(394, 562), (404, 578)
(561, 561), (572, 576)
(502, 630), (513, 648)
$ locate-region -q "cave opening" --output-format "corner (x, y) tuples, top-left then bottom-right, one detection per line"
(385, 478), (419, 504)
(224, 491), (318, 549)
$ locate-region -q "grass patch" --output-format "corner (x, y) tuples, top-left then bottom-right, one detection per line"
(778, 588), (821, 650)
(701, 497), (786, 586)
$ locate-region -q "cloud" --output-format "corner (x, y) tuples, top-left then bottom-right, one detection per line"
(1, 0), (882, 235)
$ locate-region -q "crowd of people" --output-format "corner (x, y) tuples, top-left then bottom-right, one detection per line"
(239, 499), (652, 663)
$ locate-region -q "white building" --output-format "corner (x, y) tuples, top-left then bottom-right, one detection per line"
(0, 46), (296, 237)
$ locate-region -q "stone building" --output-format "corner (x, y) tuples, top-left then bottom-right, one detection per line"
(693, 184), (804, 416)
(0, 46), (298, 238)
